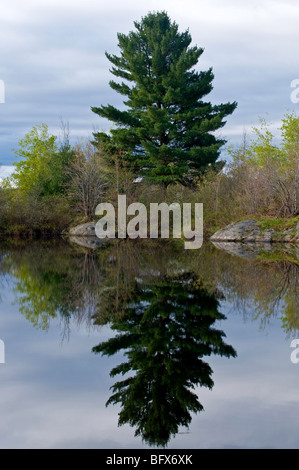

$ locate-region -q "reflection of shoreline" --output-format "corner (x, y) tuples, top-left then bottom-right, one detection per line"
(211, 240), (299, 263)
(68, 235), (104, 249)
(1, 238), (299, 337)
(209, 243), (299, 335)
(1, 237), (299, 444)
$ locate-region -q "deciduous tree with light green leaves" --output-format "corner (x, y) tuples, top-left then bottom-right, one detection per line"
(92, 11), (237, 187)
(228, 112), (299, 217)
(10, 123), (75, 196)
(10, 124), (58, 195)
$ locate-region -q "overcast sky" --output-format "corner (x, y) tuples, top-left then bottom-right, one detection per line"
(0, 0), (299, 165)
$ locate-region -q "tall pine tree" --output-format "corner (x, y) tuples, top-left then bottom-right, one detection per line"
(92, 11), (237, 186)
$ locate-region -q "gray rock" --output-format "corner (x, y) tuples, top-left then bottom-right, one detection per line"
(210, 219), (262, 242)
(256, 229), (277, 242)
(68, 222), (109, 248)
(69, 222), (97, 236)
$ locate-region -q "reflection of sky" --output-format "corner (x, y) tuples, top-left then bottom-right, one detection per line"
(174, 301), (299, 449)
(0, 276), (299, 449)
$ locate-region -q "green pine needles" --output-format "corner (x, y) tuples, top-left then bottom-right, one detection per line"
(92, 11), (237, 187)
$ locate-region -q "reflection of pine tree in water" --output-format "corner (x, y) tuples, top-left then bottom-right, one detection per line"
(93, 272), (237, 447)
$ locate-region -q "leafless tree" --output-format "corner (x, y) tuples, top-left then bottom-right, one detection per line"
(66, 141), (107, 220)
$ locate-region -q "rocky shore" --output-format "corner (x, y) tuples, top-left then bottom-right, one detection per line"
(67, 218), (299, 253)
(210, 219), (299, 243)
(68, 222), (104, 248)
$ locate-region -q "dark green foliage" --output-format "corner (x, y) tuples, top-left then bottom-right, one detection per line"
(93, 272), (236, 447)
(48, 141), (75, 195)
(92, 11), (237, 186)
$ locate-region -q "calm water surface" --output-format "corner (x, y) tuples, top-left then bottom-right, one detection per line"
(0, 238), (298, 449)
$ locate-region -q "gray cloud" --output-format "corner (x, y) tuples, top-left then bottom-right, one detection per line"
(0, 0), (298, 164)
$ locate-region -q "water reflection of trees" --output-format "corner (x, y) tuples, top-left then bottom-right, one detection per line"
(0, 239), (237, 446)
(1, 239), (299, 444)
(0, 241), (103, 334)
(1, 240), (298, 335)
(209, 251), (299, 335)
(93, 271), (236, 447)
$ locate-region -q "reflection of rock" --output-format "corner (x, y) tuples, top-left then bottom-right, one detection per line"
(69, 235), (104, 249)
(211, 241), (266, 259)
(69, 222), (97, 236)
(68, 223), (105, 248)
(211, 240), (299, 261)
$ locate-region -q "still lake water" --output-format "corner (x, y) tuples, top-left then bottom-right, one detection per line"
(0, 238), (298, 449)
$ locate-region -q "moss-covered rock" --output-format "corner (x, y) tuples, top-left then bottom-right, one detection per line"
(210, 217), (299, 243)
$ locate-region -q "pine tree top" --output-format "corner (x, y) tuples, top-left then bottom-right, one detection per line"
(92, 11), (237, 187)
